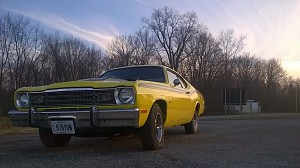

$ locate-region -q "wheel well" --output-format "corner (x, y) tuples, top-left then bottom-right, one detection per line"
(155, 100), (167, 123)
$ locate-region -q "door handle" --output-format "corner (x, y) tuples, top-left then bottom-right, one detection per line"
(185, 91), (190, 94)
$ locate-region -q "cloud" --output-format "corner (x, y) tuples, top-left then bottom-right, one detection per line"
(135, 0), (148, 5)
(3, 6), (117, 49)
(42, 16), (115, 49)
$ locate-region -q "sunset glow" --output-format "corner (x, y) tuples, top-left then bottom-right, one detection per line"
(282, 61), (300, 79)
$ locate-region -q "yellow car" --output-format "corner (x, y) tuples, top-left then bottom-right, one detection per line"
(9, 65), (205, 150)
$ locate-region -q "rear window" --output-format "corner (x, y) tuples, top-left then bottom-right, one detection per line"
(99, 66), (165, 83)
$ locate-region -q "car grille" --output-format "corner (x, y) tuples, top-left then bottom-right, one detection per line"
(30, 89), (116, 107)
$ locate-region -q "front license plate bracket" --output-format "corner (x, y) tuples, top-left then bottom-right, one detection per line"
(50, 120), (75, 134)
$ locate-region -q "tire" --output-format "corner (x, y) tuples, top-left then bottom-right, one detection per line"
(184, 110), (198, 134)
(39, 128), (71, 148)
(139, 103), (164, 150)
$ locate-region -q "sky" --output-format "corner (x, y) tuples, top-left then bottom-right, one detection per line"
(0, 0), (299, 78)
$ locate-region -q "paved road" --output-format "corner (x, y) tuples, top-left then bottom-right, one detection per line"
(0, 117), (299, 168)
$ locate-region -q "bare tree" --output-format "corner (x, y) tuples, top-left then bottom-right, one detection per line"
(265, 58), (286, 95)
(232, 53), (256, 87)
(62, 36), (91, 81)
(0, 14), (43, 89)
(41, 32), (65, 82)
(143, 7), (198, 70)
(0, 13), (43, 115)
(218, 29), (246, 88)
(41, 33), (104, 82)
(0, 14), (11, 89)
(106, 35), (136, 67)
(182, 28), (222, 90)
(231, 54), (266, 100)
(107, 30), (157, 67)
(85, 46), (103, 77)
(132, 29), (157, 65)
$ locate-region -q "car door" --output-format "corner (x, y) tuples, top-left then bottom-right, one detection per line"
(166, 70), (191, 124)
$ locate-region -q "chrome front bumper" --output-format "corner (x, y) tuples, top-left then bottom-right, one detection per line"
(8, 107), (140, 129)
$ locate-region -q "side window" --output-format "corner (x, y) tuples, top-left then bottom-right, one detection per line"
(177, 76), (187, 88)
(167, 70), (186, 88)
(167, 71), (177, 86)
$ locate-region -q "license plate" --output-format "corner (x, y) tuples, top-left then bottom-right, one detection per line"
(50, 120), (75, 134)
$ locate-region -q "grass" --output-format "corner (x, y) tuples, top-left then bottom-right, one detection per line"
(0, 117), (38, 135)
(0, 117), (12, 129)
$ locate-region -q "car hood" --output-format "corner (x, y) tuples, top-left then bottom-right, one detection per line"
(16, 79), (137, 92)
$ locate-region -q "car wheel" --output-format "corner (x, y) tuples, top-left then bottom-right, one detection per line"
(39, 128), (71, 148)
(184, 110), (198, 134)
(139, 103), (164, 150)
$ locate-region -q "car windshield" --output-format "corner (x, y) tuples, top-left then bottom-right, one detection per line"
(99, 66), (165, 83)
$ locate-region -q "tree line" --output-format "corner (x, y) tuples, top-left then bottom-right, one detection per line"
(0, 7), (299, 116)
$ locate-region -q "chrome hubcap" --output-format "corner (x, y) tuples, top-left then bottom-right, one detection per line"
(155, 113), (163, 142)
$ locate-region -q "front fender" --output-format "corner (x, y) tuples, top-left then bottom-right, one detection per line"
(136, 93), (169, 127)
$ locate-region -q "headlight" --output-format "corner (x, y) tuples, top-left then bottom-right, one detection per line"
(16, 93), (30, 108)
(115, 88), (135, 105)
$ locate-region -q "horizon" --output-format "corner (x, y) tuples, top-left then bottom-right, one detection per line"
(0, 0), (299, 79)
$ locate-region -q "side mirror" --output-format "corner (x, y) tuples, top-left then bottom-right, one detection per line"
(173, 79), (180, 86)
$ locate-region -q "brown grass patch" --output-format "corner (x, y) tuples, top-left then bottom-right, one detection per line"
(0, 117), (38, 135)
(0, 127), (38, 135)
(0, 117), (12, 129)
